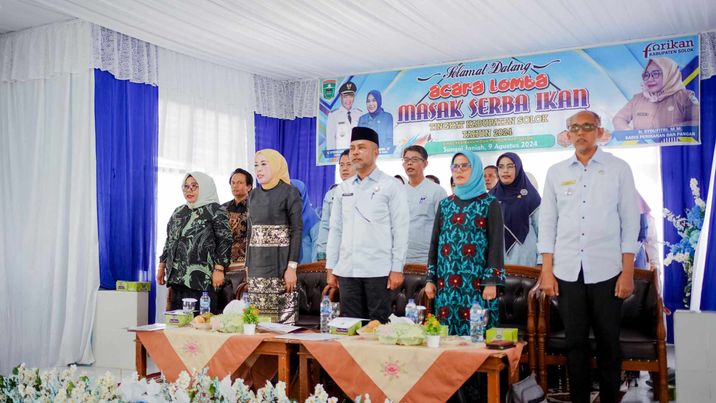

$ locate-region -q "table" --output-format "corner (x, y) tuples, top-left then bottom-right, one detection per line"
(134, 328), (298, 395)
(297, 337), (523, 403)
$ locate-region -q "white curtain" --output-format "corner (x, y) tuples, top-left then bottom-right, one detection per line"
(0, 21), (98, 375)
(155, 48), (256, 322)
(90, 24), (159, 85)
(254, 75), (318, 119)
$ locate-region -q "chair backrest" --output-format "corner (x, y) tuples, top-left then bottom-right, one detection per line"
(498, 265), (540, 328)
(296, 261), (328, 317)
(547, 268), (660, 336)
(390, 264), (428, 316)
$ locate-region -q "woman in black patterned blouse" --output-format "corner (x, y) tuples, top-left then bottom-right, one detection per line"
(157, 172), (232, 314)
(247, 149), (303, 324)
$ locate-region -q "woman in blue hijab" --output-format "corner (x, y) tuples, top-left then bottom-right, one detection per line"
(292, 180), (321, 263)
(490, 152), (541, 266)
(357, 90), (394, 151)
(424, 151), (505, 336)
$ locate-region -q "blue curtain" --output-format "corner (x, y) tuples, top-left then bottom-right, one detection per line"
(94, 69), (159, 323)
(254, 113), (335, 208)
(661, 76), (716, 340)
(699, 76), (716, 311)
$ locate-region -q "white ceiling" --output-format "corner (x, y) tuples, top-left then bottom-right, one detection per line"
(3, 0), (716, 80)
(0, 0), (71, 34)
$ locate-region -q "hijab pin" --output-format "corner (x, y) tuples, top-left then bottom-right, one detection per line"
(520, 189), (528, 196)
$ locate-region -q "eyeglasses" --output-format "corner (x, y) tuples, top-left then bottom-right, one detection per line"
(642, 70), (663, 80)
(567, 123), (598, 133)
(182, 184), (199, 192)
(451, 163), (472, 172)
(402, 157), (425, 165)
(497, 163), (515, 170)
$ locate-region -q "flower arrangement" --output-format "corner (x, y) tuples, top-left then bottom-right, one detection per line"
(0, 364), (351, 402)
(242, 304), (260, 325)
(422, 314), (441, 336)
(663, 178), (705, 307)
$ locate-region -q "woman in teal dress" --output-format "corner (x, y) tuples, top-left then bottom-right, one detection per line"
(425, 151), (505, 336)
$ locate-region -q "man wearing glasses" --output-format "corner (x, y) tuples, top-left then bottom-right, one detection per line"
(326, 127), (409, 323)
(402, 145), (447, 264)
(538, 110), (640, 403)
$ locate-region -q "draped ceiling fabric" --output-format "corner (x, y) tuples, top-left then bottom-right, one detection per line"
(26, 0), (716, 79)
(0, 20), (98, 374)
(254, 75), (318, 119)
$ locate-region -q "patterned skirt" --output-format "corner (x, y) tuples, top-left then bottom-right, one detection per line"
(247, 277), (298, 325)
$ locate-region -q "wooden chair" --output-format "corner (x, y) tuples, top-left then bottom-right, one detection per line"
(500, 264), (541, 376)
(536, 268), (668, 402)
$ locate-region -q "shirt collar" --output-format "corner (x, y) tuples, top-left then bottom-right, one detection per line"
(569, 146), (604, 166)
(352, 167), (381, 184)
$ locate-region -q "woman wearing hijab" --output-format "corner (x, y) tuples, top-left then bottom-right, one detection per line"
(613, 57), (700, 130)
(424, 151), (505, 336)
(157, 172), (232, 313)
(247, 149), (303, 324)
(357, 89), (394, 150)
(292, 179), (320, 263)
(490, 152), (541, 266)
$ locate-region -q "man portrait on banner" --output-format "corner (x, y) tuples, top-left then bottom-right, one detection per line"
(326, 81), (363, 150)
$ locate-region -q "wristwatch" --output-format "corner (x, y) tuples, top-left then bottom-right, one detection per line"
(287, 261), (298, 270)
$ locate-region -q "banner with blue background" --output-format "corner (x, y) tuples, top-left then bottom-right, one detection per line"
(317, 34), (700, 165)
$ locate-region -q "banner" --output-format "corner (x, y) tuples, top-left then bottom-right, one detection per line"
(317, 34), (700, 165)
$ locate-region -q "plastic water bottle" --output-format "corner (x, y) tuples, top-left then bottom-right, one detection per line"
(199, 292), (210, 315)
(320, 296), (332, 333)
(405, 299), (418, 324)
(470, 300), (485, 343)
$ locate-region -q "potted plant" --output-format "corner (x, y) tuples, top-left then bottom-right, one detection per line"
(242, 304), (259, 335)
(423, 314), (442, 348)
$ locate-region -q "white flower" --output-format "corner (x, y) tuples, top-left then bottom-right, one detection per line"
(217, 376), (236, 401)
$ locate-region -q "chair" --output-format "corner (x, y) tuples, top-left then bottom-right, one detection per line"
(536, 268), (668, 402)
(295, 261), (333, 328)
(421, 264), (540, 375)
(499, 265), (541, 375)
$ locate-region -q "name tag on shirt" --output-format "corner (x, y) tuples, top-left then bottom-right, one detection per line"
(342, 193), (354, 197)
(560, 180), (576, 186)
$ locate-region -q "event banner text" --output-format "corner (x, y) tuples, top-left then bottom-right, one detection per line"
(316, 35), (700, 165)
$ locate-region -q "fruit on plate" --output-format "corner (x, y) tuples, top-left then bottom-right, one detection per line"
(192, 312), (214, 324)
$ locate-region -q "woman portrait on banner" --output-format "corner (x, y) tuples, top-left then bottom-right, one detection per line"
(247, 149), (303, 324)
(490, 152), (541, 266)
(425, 151), (505, 336)
(357, 89), (394, 151)
(157, 172), (232, 314)
(292, 179), (320, 263)
(613, 57), (700, 130)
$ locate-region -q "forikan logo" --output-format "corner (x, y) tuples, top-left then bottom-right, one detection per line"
(642, 38), (695, 58)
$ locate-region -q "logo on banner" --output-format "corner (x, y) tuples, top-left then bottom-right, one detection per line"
(322, 80), (337, 100)
(642, 39), (696, 58)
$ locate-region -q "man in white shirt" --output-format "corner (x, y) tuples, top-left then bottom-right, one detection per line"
(315, 149), (355, 260)
(326, 81), (363, 150)
(402, 145), (447, 264)
(538, 110), (640, 403)
(326, 127), (409, 322)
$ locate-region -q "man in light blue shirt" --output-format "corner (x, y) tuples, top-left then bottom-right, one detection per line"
(326, 127), (409, 322)
(538, 110), (640, 403)
(315, 149), (355, 260)
(402, 145), (447, 264)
